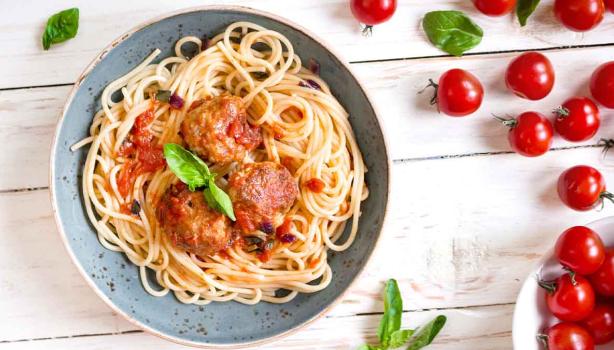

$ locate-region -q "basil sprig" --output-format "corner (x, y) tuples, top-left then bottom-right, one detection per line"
(163, 144), (235, 220)
(422, 11), (483, 57)
(516, 0), (541, 27)
(42, 8), (79, 50)
(358, 279), (447, 350)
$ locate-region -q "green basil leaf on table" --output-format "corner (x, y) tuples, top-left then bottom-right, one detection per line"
(516, 0), (541, 27)
(357, 345), (382, 350)
(42, 8), (80, 50)
(405, 315), (447, 350)
(389, 329), (414, 348)
(377, 279), (403, 347)
(205, 179), (236, 221)
(422, 11), (483, 57)
(163, 143), (210, 191)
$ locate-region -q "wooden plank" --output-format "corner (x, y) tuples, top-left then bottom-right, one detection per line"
(2, 0), (614, 89)
(354, 45), (614, 161)
(1, 146), (611, 341)
(0, 304), (513, 350)
(3, 45), (614, 190)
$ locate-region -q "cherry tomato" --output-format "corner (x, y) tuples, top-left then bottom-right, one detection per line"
(350, 0), (397, 34)
(589, 249), (614, 297)
(506, 52), (555, 101)
(541, 273), (595, 322)
(555, 226), (606, 275)
(554, 97), (600, 142)
(554, 0), (605, 32)
(498, 112), (553, 157)
(434, 69), (484, 117)
(606, 0), (614, 13)
(582, 303), (614, 344)
(557, 165), (609, 211)
(472, 0), (517, 16)
(590, 62), (614, 109)
(542, 322), (595, 350)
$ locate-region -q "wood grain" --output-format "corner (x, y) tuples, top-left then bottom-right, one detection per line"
(0, 304), (513, 350)
(2, 46), (614, 191)
(2, 147), (613, 343)
(2, 0), (614, 89)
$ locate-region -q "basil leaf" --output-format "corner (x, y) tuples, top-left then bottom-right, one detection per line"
(163, 143), (210, 191)
(377, 279), (403, 347)
(422, 11), (483, 57)
(405, 316), (447, 350)
(42, 8), (79, 50)
(517, 0), (541, 27)
(205, 179), (236, 221)
(389, 329), (414, 348)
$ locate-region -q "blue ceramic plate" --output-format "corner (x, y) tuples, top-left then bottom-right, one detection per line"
(50, 6), (390, 348)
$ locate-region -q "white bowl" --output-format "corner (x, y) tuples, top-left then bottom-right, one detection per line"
(513, 216), (614, 349)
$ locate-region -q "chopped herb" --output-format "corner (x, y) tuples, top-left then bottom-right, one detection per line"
(130, 200), (141, 215)
(42, 8), (79, 50)
(155, 89), (171, 102)
(251, 71), (270, 80)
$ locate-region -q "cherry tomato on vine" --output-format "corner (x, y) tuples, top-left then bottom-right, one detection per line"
(472, 0), (517, 16)
(555, 226), (606, 275)
(496, 112), (553, 157)
(540, 322), (595, 350)
(606, 0), (614, 13)
(554, 97), (600, 142)
(426, 68), (484, 117)
(582, 303), (614, 344)
(590, 61), (614, 109)
(540, 273), (596, 322)
(506, 52), (555, 101)
(557, 165), (612, 211)
(554, 0), (605, 32)
(350, 0), (397, 35)
(589, 249), (614, 297)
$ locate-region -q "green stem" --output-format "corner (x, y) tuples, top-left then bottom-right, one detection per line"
(536, 334), (549, 350)
(553, 106), (569, 118)
(493, 114), (517, 128)
(361, 25), (373, 36)
(418, 79), (439, 106)
(537, 279), (557, 294)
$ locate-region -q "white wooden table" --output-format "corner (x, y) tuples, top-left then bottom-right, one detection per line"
(2, 1), (614, 349)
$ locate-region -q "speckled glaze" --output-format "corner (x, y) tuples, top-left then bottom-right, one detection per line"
(50, 6), (390, 348)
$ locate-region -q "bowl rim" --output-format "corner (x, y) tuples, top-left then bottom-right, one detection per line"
(511, 216), (614, 349)
(48, 5), (392, 349)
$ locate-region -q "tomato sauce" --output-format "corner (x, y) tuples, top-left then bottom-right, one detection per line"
(117, 110), (165, 197)
(308, 258), (320, 269)
(305, 178), (325, 193)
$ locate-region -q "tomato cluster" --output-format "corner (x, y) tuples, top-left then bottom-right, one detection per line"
(539, 226), (614, 349)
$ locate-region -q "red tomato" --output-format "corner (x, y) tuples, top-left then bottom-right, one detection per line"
(589, 249), (614, 297)
(554, 0), (605, 32)
(543, 322), (595, 350)
(590, 62), (614, 109)
(582, 303), (614, 344)
(350, 0), (397, 33)
(541, 273), (595, 322)
(433, 69), (484, 117)
(498, 112), (553, 157)
(506, 52), (555, 100)
(606, 0), (614, 13)
(472, 0), (516, 16)
(555, 226), (606, 275)
(554, 97), (600, 142)
(557, 166), (608, 211)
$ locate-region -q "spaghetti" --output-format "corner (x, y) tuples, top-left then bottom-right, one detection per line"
(74, 21), (368, 305)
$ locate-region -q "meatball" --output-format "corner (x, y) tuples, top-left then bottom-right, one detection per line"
(181, 94), (262, 164)
(156, 183), (231, 257)
(228, 162), (298, 233)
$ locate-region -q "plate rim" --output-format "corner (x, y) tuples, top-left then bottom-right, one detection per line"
(48, 5), (393, 348)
